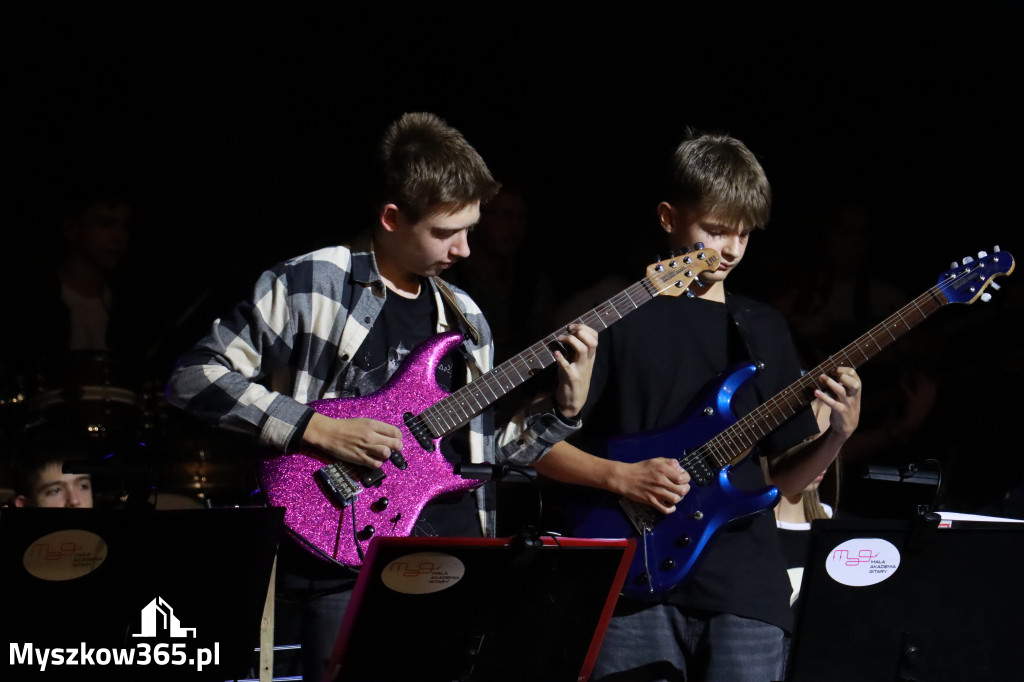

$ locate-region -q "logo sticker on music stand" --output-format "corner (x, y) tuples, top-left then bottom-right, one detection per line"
(825, 537), (901, 586)
(380, 552), (465, 594)
(23, 529), (108, 581)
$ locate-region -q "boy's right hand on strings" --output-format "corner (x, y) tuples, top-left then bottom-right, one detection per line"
(302, 413), (403, 468)
(611, 457), (691, 515)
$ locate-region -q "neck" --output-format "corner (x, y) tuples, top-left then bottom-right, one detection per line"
(373, 237), (422, 298)
(692, 278), (726, 303)
(775, 493), (808, 524)
(380, 273), (421, 298)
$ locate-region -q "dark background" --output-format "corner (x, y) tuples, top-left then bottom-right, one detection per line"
(5, 2), (1023, 512)
(8, 3), (1023, 292)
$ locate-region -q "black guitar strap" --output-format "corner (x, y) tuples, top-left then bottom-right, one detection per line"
(725, 292), (768, 401)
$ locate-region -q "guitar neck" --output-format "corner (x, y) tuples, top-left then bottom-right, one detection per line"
(421, 279), (659, 438)
(701, 283), (951, 468)
(415, 247), (720, 439)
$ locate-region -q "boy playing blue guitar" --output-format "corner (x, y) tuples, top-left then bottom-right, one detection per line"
(534, 129), (862, 682)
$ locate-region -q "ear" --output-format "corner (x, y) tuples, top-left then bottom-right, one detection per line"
(12, 495), (28, 508)
(379, 204), (404, 234)
(656, 202), (677, 235)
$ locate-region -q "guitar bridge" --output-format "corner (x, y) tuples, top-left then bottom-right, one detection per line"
(619, 498), (659, 535)
(314, 464), (361, 506)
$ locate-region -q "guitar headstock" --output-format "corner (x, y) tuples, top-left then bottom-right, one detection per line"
(645, 244), (721, 297)
(940, 247), (1015, 305)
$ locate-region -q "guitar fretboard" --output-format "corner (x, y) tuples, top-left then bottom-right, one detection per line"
(693, 284), (950, 471)
(417, 250), (717, 438)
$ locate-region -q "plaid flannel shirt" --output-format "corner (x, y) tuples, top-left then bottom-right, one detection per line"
(165, 232), (578, 535)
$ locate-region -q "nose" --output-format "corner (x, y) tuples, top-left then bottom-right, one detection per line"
(450, 231), (471, 259)
(720, 234), (744, 259)
(66, 488), (81, 508)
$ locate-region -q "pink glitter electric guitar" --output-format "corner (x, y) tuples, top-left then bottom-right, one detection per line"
(258, 246), (720, 567)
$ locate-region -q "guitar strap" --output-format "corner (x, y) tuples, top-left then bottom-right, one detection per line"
(431, 276), (481, 346)
(725, 293), (767, 399)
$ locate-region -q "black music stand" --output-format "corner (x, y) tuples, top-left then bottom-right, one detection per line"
(324, 534), (635, 682)
(786, 515), (1024, 682)
(0, 506), (283, 681)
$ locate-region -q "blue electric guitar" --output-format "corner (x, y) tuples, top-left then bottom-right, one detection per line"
(565, 248), (1015, 600)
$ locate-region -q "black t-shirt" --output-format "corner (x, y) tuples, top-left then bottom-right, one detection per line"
(565, 293), (819, 632)
(341, 285), (481, 538)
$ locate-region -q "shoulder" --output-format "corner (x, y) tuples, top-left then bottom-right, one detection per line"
(276, 245), (355, 272)
(259, 246), (359, 290)
(435, 277), (487, 319)
(727, 292), (801, 358)
(433, 277), (493, 348)
(727, 292), (790, 330)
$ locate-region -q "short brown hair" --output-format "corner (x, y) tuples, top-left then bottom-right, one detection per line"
(375, 112), (500, 222)
(667, 130), (771, 230)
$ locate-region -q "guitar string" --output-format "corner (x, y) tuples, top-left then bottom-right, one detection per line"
(413, 251), (714, 439)
(679, 266), (985, 480)
(685, 287), (942, 475)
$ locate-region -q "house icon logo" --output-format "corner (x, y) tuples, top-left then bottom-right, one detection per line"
(132, 597), (197, 638)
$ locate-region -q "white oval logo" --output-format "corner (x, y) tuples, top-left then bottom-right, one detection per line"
(380, 552), (465, 594)
(23, 530), (108, 581)
(825, 537), (901, 586)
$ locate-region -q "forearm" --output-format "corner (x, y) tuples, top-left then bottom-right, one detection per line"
(496, 394), (582, 466)
(532, 441), (623, 494)
(770, 426), (847, 497)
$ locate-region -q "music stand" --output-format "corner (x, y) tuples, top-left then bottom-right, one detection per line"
(786, 515), (1024, 682)
(0, 506), (283, 681)
(324, 534), (635, 682)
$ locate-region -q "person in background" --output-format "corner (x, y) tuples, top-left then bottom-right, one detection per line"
(3, 433), (94, 508)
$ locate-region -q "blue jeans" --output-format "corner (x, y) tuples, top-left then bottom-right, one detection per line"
(592, 605), (785, 682)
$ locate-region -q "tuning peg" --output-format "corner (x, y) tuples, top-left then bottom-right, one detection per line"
(962, 256), (975, 264)
(950, 261), (959, 268)
(978, 250), (988, 258)
(981, 292), (992, 303)
(994, 245), (1002, 252)
(990, 282), (1001, 291)
(694, 242), (705, 250)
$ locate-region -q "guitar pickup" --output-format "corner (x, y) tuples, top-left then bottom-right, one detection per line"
(389, 450), (408, 470)
(404, 412), (435, 451)
(358, 467), (386, 488)
(314, 464), (360, 506)
(684, 456), (715, 486)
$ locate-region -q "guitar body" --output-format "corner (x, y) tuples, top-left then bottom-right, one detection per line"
(258, 332), (481, 567)
(565, 363), (780, 600)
